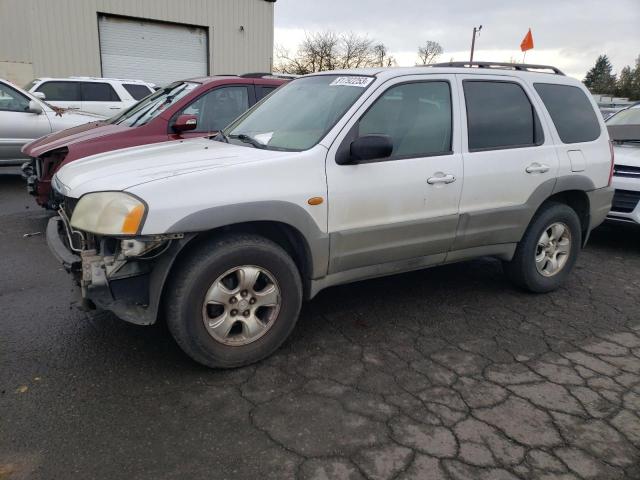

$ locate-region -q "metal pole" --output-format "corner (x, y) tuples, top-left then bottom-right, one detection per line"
(470, 28), (477, 62)
(470, 25), (482, 63)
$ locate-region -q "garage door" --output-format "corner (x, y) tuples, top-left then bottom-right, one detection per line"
(99, 15), (208, 87)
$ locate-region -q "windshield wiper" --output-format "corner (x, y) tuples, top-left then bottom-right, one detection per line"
(228, 133), (267, 149)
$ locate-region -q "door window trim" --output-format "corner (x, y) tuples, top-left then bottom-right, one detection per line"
(336, 79), (454, 165)
(462, 79), (545, 153)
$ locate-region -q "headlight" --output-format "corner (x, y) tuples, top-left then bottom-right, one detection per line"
(70, 192), (146, 235)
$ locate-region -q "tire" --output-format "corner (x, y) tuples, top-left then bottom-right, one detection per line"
(165, 233), (302, 368)
(504, 202), (582, 293)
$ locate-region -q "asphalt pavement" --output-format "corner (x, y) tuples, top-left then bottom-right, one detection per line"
(1, 171), (639, 480)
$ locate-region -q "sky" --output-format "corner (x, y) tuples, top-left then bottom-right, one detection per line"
(273, 0), (640, 80)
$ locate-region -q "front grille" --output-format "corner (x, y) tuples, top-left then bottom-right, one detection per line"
(611, 189), (640, 213)
(63, 197), (79, 219)
(614, 164), (640, 178)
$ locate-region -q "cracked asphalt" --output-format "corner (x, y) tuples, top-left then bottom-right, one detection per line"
(1, 170), (640, 480)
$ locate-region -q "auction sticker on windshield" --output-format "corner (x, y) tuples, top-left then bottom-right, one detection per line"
(330, 77), (373, 88)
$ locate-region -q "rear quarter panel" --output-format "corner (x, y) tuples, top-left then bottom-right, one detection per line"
(525, 75), (611, 190)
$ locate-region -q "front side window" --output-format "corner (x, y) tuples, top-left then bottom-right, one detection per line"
(464, 80), (543, 151)
(81, 82), (120, 102)
(180, 86), (249, 133)
(123, 83), (153, 101)
(358, 81), (452, 158)
(225, 75), (373, 151)
(0, 83), (30, 112)
(36, 81), (81, 101)
(111, 81), (199, 127)
(534, 83), (601, 143)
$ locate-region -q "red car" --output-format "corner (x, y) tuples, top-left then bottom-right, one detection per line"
(22, 74), (289, 208)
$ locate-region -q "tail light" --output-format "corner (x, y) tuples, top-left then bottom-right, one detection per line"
(608, 140), (615, 187)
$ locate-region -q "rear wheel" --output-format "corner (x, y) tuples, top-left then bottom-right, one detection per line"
(165, 234), (302, 368)
(504, 202), (582, 293)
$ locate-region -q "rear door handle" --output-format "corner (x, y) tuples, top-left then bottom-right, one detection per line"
(427, 173), (456, 185)
(526, 163), (550, 174)
(109, 107), (120, 110)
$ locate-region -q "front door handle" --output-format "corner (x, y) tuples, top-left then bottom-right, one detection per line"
(526, 163), (550, 174)
(427, 173), (456, 185)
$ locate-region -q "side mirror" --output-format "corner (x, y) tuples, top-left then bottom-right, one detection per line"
(348, 134), (393, 163)
(27, 100), (43, 114)
(173, 114), (198, 133)
(33, 91), (46, 100)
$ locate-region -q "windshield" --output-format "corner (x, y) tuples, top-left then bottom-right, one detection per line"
(110, 81), (198, 127)
(224, 75), (374, 151)
(607, 105), (640, 126)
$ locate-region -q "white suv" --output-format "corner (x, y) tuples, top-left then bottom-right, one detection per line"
(25, 77), (155, 116)
(47, 62), (613, 368)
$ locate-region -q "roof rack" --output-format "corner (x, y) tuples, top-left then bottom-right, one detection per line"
(239, 72), (298, 79)
(430, 61), (565, 75)
(239, 72), (274, 78)
(67, 76), (154, 84)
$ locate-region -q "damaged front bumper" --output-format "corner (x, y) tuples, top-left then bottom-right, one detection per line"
(46, 215), (190, 325)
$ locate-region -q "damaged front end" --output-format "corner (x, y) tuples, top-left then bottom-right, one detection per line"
(23, 148), (69, 209)
(46, 198), (189, 325)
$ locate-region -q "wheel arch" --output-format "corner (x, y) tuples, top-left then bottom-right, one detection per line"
(543, 189), (591, 244)
(146, 217), (324, 325)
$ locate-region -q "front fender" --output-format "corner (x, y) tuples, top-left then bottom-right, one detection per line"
(167, 201), (330, 279)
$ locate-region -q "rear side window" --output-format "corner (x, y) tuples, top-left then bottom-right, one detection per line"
(464, 80), (543, 151)
(123, 83), (152, 100)
(81, 82), (120, 102)
(36, 81), (80, 101)
(257, 86), (277, 100)
(534, 83), (601, 143)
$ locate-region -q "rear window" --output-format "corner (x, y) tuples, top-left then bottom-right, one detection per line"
(36, 81), (80, 101)
(81, 82), (120, 102)
(534, 83), (601, 143)
(464, 80), (543, 151)
(123, 83), (152, 100)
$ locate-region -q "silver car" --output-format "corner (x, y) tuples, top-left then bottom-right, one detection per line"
(0, 78), (103, 166)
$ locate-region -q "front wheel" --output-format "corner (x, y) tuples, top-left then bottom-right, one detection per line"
(504, 202), (582, 293)
(165, 234), (302, 368)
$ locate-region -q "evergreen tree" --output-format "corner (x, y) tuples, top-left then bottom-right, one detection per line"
(630, 55), (640, 101)
(616, 66), (633, 98)
(584, 55), (617, 95)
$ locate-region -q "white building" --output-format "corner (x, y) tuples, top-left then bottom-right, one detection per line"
(0, 0), (276, 87)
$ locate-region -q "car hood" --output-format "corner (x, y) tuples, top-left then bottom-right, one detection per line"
(55, 138), (299, 198)
(614, 143), (640, 168)
(22, 120), (120, 157)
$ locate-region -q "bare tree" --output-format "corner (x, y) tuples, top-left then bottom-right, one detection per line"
(340, 33), (375, 69)
(417, 41), (443, 65)
(275, 31), (391, 74)
(372, 43), (396, 67)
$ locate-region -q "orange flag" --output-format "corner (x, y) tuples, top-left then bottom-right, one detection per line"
(520, 28), (534, 52)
